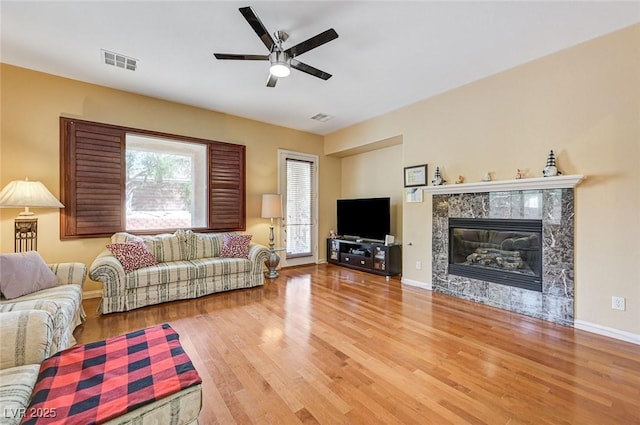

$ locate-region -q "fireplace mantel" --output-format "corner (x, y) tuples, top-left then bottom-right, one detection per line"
(423, 174), (585, 195)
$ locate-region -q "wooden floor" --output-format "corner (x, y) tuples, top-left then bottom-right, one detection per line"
(76, 265), (640, 425)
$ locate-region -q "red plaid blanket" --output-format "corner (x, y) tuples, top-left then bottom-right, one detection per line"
(22, 323), (202, 425)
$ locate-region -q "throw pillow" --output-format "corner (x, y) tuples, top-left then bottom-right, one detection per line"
(107, 241), (158, 272)
(138, 231), (189, 262)
(185, 230), (223, 260)
(110, 232), (142, 244)
(220, 234), (252, 259)
(0, 252), (59, 299)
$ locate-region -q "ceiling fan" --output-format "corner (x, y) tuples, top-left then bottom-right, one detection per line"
(213, 6), (338, 87)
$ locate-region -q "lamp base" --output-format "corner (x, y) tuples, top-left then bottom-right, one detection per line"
(15, 217), (37, 252)
(265, 250), (280, 279)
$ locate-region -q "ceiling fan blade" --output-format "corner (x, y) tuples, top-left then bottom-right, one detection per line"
(266, 74), (278, 87)
(239, 6), (275, 51)
(290, 59), (332, 80)
(285, 29), (338, 58)
(213, 53), (269, 60)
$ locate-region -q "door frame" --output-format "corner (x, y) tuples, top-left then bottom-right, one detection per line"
(277, 149), (319, 267)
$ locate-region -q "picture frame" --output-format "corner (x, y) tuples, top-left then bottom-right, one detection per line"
(404, 164), (428, 187)
(406, 187), (423, 203)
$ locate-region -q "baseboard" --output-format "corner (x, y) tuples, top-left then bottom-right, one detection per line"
(82, 290), (103, 299)
(574, 320), (640, 345)
(401, 278), (432, 290)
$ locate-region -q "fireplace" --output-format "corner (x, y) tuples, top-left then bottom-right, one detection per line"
(426, 175), (585, 326)
(448, 218), (542, 292)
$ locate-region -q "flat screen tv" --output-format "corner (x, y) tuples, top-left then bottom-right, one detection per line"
(337, 197), (390, 242)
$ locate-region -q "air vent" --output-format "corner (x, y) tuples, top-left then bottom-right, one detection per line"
(310, 113), (334, 122)
(101, 49), (137, 71)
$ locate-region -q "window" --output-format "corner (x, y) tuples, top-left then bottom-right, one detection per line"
(126, 135), (207, 231)
(60, 117), (246, 239)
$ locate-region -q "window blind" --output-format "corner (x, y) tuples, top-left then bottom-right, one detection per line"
(286, 158), (313, 257)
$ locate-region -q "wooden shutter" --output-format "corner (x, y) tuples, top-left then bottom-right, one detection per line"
(209, 142), (246, 231)
(60, 118), (125, 238)
(60, 117), (246, 238)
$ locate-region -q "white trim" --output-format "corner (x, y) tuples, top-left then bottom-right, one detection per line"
(401, 278), (432, 290)
(574, 320), (640, 345)
(277, 149), (319, 267)
(82, 289), (103, 299)
(423, 174), (585, 195)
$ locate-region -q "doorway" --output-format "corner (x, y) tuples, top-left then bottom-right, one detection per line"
(278, 150), (318, 266)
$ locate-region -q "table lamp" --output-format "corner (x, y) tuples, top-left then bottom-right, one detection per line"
(0, 178), (64, 252)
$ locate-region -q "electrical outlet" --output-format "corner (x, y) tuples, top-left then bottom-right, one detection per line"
(416, 261), (422, 270)
(612, 296), (626, 311)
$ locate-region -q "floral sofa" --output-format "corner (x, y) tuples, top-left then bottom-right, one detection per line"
(0, 259), (86, 425)
(90, 230), (271, 314)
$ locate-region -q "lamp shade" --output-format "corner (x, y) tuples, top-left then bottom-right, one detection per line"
(261, 194), (282, 219)
(0, 179), (64, 211)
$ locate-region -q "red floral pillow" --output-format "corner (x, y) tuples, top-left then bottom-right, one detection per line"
(220, 234), (252, 259)
(107, 241), (158, 272)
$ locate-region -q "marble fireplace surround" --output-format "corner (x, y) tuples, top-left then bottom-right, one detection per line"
(425, 175), (585, 326)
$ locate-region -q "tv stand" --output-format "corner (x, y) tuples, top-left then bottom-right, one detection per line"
(327, 238), (401, 277)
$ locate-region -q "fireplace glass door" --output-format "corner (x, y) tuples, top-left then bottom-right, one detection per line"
(448, 218), (542, 291)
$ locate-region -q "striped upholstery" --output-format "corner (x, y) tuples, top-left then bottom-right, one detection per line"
(186, 231), (223, 259)
(189, 257), (252, 276)
(111, 231), (139, 243)
(0, 311), (55, 425)
(102, 267), (260, 314)
(0, 263), (86, 353)
(91, 249), (127, 295)
(48, 262), (87, 287)
(111, 230), (190, 262)
(0, 364), (40, 425)
(140, 231), (190, 262)
(102, 384), (202, 425)
(123, 260), (196, 289)
(0, 310), (54, 369)
(92, 233), (270, 314)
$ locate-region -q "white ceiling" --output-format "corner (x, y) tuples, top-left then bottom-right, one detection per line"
(2, 1), (639, 135)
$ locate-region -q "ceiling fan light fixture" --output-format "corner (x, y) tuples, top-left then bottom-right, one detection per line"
(269, 51), (290, 78)
(270, 63), (290, 78)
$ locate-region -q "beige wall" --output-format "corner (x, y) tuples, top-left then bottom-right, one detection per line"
(338, 144), (404, 242)
(0, 64), (341, 292)
(325, 25), (640, 335)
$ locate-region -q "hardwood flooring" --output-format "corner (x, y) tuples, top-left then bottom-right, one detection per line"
(76, 265), (640, 425)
